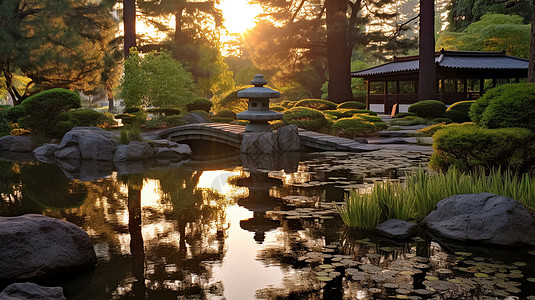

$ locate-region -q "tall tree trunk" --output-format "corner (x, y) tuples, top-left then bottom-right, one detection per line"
(326, 0), (353, 103)
(528, 0), (535, 82)
(418, 0), (438, 100)
(123, 0), (136, 57)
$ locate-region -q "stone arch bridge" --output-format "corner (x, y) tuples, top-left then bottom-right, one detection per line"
(157, 123), (380, 152)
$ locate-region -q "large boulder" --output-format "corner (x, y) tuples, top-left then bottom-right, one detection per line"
(0, 214), (97, 279)
(0, 282), (65, 300)
(277, 125), (301, 152)
(421, 193), (535, 247)
(0, 136), (37, 152)
(33, 143), (59, 157)
(54, 145), (80, 160)
(183, 112), (209, 124)
(155, 144), (192, 160)
(126, 142), (155, 160)
(58, 127), (117, 161)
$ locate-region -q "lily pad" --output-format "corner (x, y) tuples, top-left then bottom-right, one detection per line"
(329, 271), (341, 278)
(317, 276), (333, 282)
(319, 264), (333, 269)
(527, 278), (535, 283)
(454, 251), (472, 256)
(513, 261), (527, 267)
(424, 276), (439, 281)
(474, 273), (488, 278)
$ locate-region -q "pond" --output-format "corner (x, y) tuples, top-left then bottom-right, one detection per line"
(1, 149), (535, 299)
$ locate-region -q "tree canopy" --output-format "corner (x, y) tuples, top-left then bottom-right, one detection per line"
(119, 50), (197, 109)
(0, 0), (120, 105)
(437, 13), (530, 58)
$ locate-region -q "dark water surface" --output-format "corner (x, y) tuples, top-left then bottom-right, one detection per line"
(1, 150), (534, 299)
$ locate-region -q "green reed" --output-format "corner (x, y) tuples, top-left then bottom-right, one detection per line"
(338, 167), (535, 229)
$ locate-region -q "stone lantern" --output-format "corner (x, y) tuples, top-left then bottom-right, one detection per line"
(236, 74), (283, 132)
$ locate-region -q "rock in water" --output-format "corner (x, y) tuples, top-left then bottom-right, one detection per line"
(0, 214), (97, 279)
(58, 127), (117, 161)
(375, 219), (417, 239)
(0, 282), (66, 300)
(421, 193), (535, 246)
(240, 132), (278, 154)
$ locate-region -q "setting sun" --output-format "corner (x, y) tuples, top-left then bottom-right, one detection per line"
(218, 0), (262, 34)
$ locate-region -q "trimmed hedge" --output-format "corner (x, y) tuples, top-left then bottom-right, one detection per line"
(187, 98), (213, 112)
(215, 109), (236, 119)
(408, 100), (446, 119)
(293, 99), (337, 111)
(68, 109), (116, 127)
(214, 87), (249, 113)
(430, 123), (535, 173)
(278, 100), (298, 109)
(389, 116), (426, 126)
(444, 100), (475, 123)
(470, 83), (535, 130)
(146, 107), (181, 116)
(332, 115), (387, 137)
(394, 112), (417, 118)
(270, 105), (285, 112)
(282, 107), (328, 131)
(337, 101), (366, 110)
(18, 88), (81, 139)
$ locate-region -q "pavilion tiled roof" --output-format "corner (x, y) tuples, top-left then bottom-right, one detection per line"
(351, 50), (529, 77)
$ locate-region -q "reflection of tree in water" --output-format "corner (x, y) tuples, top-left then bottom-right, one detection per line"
(0, 161), (88, 216)
(134, 167), (229, 298)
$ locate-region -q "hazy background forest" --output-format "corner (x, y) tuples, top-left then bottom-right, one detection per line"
(0, 0), (532, 109)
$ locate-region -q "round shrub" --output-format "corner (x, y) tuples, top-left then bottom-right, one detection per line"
(18, 88), (81, 139)
(215, 109), (236, 119)
(332, 115), (386, 137)
(293, 99), (337, 111)
(394, 112), (417, 118)
(270, 105), (285, 112)
(430, 123), (535, 173)
(337, 101), (366, 110)
(408, 100), (446, 119)
(5, 105), (26, 123)
(470, 83), (535, 130)
(469, 84), (510, 124)
(210, 116), (234, 123)
(214, 87), (248, 113)
(163, 115), (186, 126)
(187, 98), (213, 112)
(444, 100), (475, 123)
(344, 109), (377, 116)
(431, 117), (453, 124)
(114, 113), (137, 125)
(68, 109), (112, 127)
(278, 100), (298, 109)
(282, 107), (328, 131)
(188, 110), (210, 118)
(146, 107), (181, 116)
(123, 107), (141, 114)
(389, 116), (427, 126)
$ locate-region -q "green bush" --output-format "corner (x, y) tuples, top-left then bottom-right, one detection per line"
(282, 107), (328, 131)
(430, 123), (535, 173)
(337, 101), (366, 110)
(68, 109), (114, 127)
(146, 107), (181, 116)
(18, 88), (81, 140)
(408, 100), (446, 119)
(470, 83), (535, 130)
(332, 115), (387, 137)
(293, 99), (337, 111)
(444, 100), (475, 123)
(210, 116), (234, 123)
(0, 108), (11, 137)
(278, 100), (298, 109)
(164, 115), (186, 127)
(431, 117), (453, 124)
(469, 83), (510, 124)
(215, 109), (236, 119)
(394, 112), (417, 118)
(270, 105), (285, 112)
(324, 109), (377, 121)
(186, 98), (213, 112)
(4, 105), (26, 123)
(123, 107), (141, 114)
(389, 116), (427, 126)
(213, 87), (248, 113)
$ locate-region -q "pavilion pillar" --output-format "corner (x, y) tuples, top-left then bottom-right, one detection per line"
(418, 0), (438, 100)
(384, 81), (388, 114)
(366, 81), (370, 110)
(395, 80), (400, 115)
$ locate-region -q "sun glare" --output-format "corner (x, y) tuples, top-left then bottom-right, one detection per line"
(218, 0), (262, 34)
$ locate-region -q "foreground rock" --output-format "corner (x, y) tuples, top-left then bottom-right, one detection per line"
(0, 214), (97, 279)
(58, 127), (117, 160)
(421, 193), (535, 246)
(375, 219), (417, 239)
(0, 283), (65, 300)
(0, 136), (37, 152)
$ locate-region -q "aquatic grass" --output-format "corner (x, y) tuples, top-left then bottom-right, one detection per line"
(338, 167), (535, 229)
(337, 189), (381, 230)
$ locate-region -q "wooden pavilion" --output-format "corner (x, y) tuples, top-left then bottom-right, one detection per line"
(350, 49), (529, 114)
